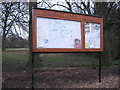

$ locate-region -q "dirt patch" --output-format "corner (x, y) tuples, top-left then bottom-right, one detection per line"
(2, 66), (119, 88)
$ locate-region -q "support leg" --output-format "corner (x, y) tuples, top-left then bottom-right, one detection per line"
(99, 52), (101, 83)
(32, 52), (34, 90)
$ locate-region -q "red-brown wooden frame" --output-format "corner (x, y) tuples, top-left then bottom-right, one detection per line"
(32, 8), (103, 52)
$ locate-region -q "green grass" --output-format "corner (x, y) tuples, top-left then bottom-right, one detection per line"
(112, 60), (120, 65)
(35, 54), (98, 69)
(0, 50), (2, 68)
(6, 48), (29, 50)
(3, 49), (118, 72)
(2, 50), (29, 71)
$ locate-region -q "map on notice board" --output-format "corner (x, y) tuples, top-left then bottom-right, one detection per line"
(85, 23), (100, 48)
(37, 17), (82, 48)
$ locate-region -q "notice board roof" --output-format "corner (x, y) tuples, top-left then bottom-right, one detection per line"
(32, 7), (103, 18)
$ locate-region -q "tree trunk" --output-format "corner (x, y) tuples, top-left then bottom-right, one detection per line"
(2, 10), (8, 51)
(2, 34), (6, 51)
(94, 2), (113, 66)
(2, 21), (7, 51)
(26, 1), (37, 68)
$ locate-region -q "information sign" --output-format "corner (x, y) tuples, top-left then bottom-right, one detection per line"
(32, 8), (103, 52)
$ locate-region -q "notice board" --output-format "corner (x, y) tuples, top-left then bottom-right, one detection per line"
(32, 8), (103, 52)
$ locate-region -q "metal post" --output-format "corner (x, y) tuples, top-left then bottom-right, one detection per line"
(99, 52), (101, 83)
(32, 52), (34, 90)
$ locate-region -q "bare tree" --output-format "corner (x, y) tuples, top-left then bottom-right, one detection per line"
(94, 2), (120, 65)
(37, 0), (94, 14)
(0, 2), (29, 50)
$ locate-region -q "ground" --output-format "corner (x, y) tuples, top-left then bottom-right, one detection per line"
(2, 66), (119, 88)
(2, 50), (120, 89)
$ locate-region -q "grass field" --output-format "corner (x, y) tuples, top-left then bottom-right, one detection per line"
(6, 48), (29, 50)
(0, 50), (2, 70)
(2, 49), (119, 72)
(2, 50), (29, 71)
(35, 54), (98, 69)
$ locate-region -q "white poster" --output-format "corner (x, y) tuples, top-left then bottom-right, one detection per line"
(85, 23), (100, 48)
(37, 17), (82, 48)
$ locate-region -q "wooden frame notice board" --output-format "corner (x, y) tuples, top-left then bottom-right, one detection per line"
(32, 8), (103, 52)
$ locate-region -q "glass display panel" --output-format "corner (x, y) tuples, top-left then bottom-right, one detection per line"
(85, 23), (100, 48)
(37, 17), (82, 48)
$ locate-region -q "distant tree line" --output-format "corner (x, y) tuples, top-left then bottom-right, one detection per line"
(5, 34), (28, 48)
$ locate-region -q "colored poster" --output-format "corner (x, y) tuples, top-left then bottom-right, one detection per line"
(85, 23), (100, 48)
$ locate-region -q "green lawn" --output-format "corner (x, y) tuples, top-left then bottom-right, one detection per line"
(2, 49), (119, 71)
(2, 50), (29, 71)
(2, 50), (98, 71)
(35, 54), (98, 69)
(0, 50), (2, 68)
(6, 48), (29, 50)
